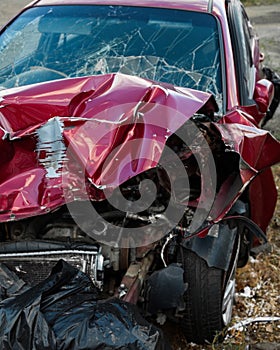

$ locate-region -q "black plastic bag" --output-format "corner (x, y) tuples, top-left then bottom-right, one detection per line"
(0, 260), (170, 350)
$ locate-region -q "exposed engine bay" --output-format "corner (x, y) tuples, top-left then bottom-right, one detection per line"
(0, 116), (256, 299)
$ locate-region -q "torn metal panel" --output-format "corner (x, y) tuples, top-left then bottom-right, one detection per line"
(217, 109), (280, 170)
(35, 117), (67, 178)
(0, 73), (217, 221)
(0, 73), (279, 230)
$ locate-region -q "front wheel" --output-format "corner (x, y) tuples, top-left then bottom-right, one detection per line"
(178, 247), (238, 344)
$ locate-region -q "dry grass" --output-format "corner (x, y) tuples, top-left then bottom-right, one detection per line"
(225, 165), (280, 347)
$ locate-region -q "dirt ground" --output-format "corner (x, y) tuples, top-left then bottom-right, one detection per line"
(0, 2), (279, 350)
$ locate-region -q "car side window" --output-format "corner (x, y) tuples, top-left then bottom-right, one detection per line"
(241, 5), (255, 100)
(228, 0), (255, 105)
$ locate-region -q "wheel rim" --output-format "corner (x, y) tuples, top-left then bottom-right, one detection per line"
(222, 235), (240, 325)
(222, 277), (235, 325)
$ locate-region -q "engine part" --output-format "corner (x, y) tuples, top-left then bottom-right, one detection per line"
(145, 263), (186, 314)
(0, 240), (105, 289)
(160, 233), (177, 267)
(117, 252), (154, 304)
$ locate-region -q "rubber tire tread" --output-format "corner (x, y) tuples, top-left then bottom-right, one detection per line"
(181, 249), (224, 344)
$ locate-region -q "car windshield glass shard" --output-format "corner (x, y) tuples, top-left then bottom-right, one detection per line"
(0, 5), (222, 107)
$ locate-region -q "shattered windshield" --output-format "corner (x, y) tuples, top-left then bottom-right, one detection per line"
(0, 5), (223, 107)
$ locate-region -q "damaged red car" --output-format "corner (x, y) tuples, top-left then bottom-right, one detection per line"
(0, 0), (279, 348)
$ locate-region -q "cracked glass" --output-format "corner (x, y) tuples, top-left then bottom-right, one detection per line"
(0, 5), (223, 109)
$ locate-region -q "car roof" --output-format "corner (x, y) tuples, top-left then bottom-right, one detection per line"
(30, 0), (226, 15)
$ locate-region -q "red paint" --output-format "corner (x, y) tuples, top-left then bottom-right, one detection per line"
(0, 0), (279, 242)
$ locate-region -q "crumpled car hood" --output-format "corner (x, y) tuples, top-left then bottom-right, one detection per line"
(0, 73), (279, 226)
(0, 73), (217, 221)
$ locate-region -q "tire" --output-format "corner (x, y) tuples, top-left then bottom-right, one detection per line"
(178, 247), (238, 344)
